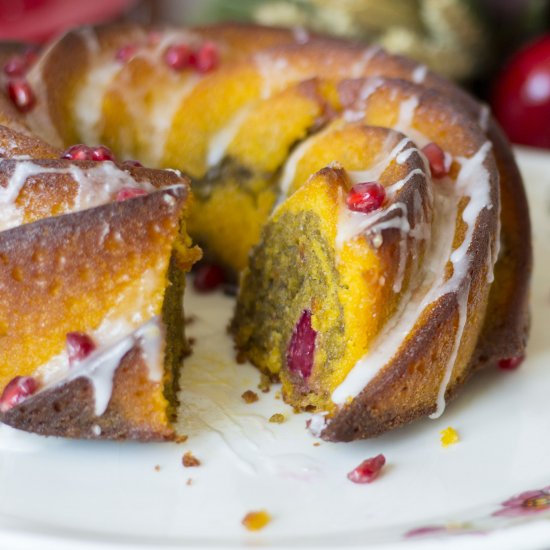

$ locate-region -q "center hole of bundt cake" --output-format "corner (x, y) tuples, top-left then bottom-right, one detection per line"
(232, 210), (345, 411)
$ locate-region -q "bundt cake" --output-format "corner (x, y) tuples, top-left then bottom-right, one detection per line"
(0, 22), (531, 441)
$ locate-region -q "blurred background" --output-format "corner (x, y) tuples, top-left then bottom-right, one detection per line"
(0, 0), (548, 148)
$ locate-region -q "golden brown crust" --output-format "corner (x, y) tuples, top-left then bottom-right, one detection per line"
(0, 347), (174, 441)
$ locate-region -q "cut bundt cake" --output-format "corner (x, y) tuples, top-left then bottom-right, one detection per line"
(0, 22), (531, 441)
(0, 125), (200, 440)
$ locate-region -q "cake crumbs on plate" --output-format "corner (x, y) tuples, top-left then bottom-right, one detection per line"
(269, 413), (285, 423)
(184, 314), (197, 325)
(241, 390), (259, 403)
(258, 373), (271, 393)
(274, 391), (281, 400)
(313, 442), (321, 447)
(174, 434), (189, 444)
(182, 451), (201, 467)
(242, 510), (271, 531)
(440, 426), (460, 447)
(154, 465), (161, 472)
(186, 478), (193, 486)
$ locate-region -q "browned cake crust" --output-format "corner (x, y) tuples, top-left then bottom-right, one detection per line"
(0, 185), (189, 439)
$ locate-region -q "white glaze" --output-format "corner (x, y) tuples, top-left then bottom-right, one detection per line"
(0, 159), (156, 231)
(73, 61), (122, 145)
(478, 104), (490, 133)
(39, 316), (165, 417)
(411, 64), (428, 84)
(332, 142), (495, 412)
(207, 104), (253, 167)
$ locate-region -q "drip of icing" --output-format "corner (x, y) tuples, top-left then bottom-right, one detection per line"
(342, 77), (385, 122)
(429, 281), (470, 419)
(332, 141), (494, 411)
(73, 61), (122, 145)
(147, 75), (200, 166)
(207, 104), (253, 167)
(277, 125), (334, 199)
(349, 46), (381, 78)
(478, 104), (490, 133)
(47, 316), (164, 416)
(0, 160), (157, 232)
(411, 64), (428, 84)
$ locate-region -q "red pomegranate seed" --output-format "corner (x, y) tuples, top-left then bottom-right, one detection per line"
(66, 332), (96, 366)
(122, 159), (143, 168)
(3, 48), (38, 77)
(7, 79), (35, 112)
(346, 181), (386, 214)
(91, 145), (115, 161)
(286, 309), (317, 379)
(422, 142), (449, 178)
(61, 144), (93, 160)
(3, 55), (27, 77)
(164, 43), (192, 71)
(193, 263), (226, 292)
(0, 376), (39, 413)
(189, 42), (219, 73)
(498, 356), (525, 370)
(115, 44), (138, 63)
(116, 187), (147, 201)
(347, 454), (386, 484)
(147, 31), (162, 46)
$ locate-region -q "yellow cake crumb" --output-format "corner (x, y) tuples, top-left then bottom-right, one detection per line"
(242, 510), (271, 531)
(269, 413), (285, 423)
(440, 426), (459, 447)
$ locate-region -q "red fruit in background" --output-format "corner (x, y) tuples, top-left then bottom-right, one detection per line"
(492, 34), (550, 149)
(0, 0), (137, 44)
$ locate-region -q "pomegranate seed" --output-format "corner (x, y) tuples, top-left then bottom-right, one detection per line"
(347, 454), (386, 484)
(4, 55), (27, 77)
(498, 356), (525, 370)
(147, 31), (162, 46)
(346, 181), (386, 214)
(122, 159), (143, 168)
(286, 309), (317, 379)
(193, 263), (225, 292)
(116, 44), (138, 63)
(164, 43), (192, 71)
(91, 145), (115, 161)
(422, 142), (449, 178)
(189, 42), (219, 73)
(61, 144), (93, 160)
(66, 332), (96, 366)
(115, 187), (147, 201)
(0, 376), (39, 413)
(3, 48), (38, 77)
(7, 79), (35, 112)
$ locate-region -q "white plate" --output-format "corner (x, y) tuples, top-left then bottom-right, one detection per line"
(1, 147), (549, 550)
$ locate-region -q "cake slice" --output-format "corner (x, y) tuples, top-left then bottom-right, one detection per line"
(0, 127), (200, 440)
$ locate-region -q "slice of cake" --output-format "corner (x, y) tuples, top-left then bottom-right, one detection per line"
(0, 126), (200, 440)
